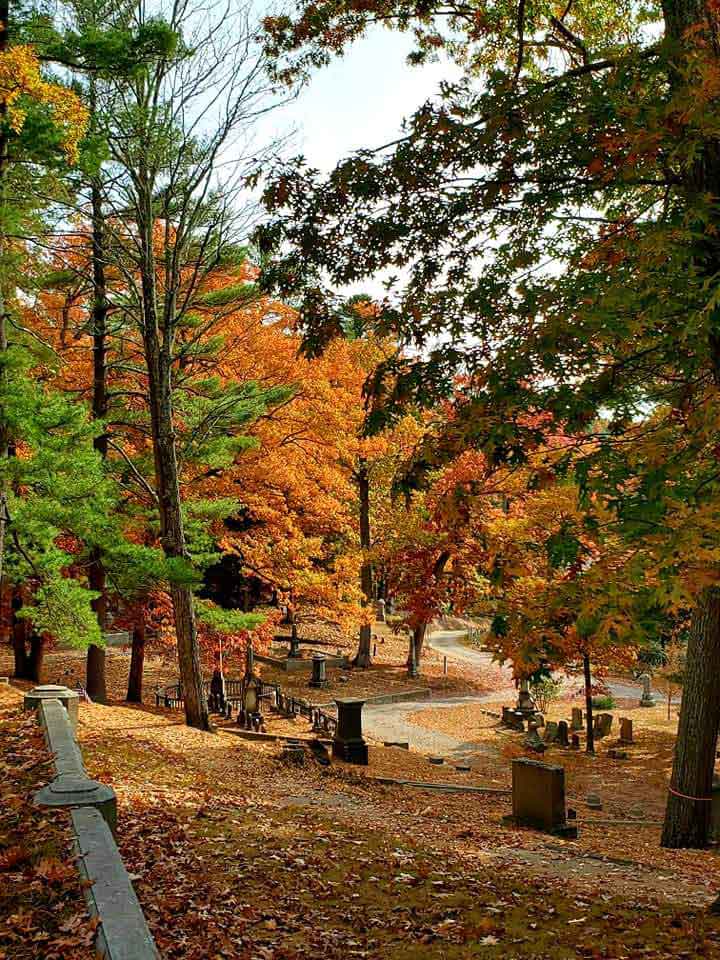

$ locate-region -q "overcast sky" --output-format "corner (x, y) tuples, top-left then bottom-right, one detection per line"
(270, 27), (450, 171)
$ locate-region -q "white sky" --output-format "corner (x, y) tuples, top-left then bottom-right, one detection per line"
(270, 27), (450, 171)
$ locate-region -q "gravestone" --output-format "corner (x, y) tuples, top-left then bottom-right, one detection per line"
(503, 706), (526, 731)
(208, 669), (226, 713)
(376, 598), (386, 623)
(24, 685), (79, 731)
(504, 759), (577, 837)
(557, 720), (569, 747)
(619, 717), (634, 745)
(594, 713), (613, 738)
(524, 720), (545, 753)
(607, 748), (627, 760)
(516, 679), (537, 717)
(289, 627), (301, 659)
(639, 673), (655, 707)
(570, 707), (583, 731)
(309, 654), (329, 689)
(333, 699), (368, 764)
(571, 734), (581, 750)
(586, 793), (603, 810)
(544, 721), (559, 743)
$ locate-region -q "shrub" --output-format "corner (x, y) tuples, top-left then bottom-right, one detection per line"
(529, 677), (563, 713)
(591, 694), (616, 710)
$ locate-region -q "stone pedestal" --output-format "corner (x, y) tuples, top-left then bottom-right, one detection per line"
(309, 654), (328, 689)
(570, 707), (583, 730)
(639, 673), (655, 707)
(515, 679), (537, 717)
(332, 699), (368, 764)
(24, 685), (79, 730)
(504, 758), (577, 837)
(289, 627), (301, 659)
(35, 775), (117, 834)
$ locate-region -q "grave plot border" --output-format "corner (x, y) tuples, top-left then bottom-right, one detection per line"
(26, 691), (159, 960)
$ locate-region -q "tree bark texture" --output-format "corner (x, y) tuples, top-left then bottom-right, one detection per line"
(662, 589), (720, 848)
(126, 621), (146, 703)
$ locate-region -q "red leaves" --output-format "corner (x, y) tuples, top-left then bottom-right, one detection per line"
(0, 846), (29, 872)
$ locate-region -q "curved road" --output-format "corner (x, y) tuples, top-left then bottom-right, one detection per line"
(362, 628), (676, 757)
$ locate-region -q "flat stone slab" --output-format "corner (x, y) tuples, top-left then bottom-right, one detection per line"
(370, 776), (511, 795)
(72, 807), (160, 959)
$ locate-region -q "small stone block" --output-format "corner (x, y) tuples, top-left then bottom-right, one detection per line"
(428, 756), (445, 765)
(586, 793), (603, 810)
(455, 763), (471, 771)
(383, 741), (409, 750)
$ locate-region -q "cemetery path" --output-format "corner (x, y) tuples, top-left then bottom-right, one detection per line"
(363, 695), (501, 758)
(427, 628), (678, 703)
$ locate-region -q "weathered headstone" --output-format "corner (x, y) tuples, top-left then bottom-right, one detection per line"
(607, 748), (627, 760)
(504, 759), (577, 837)
(544, 721), (559, 743)
(289, 626), (301, 659)
(594, 713), (613, 738)
(309, 654), (328, 689)
(333, 699), (368, 764)
(570, 707), (583, 731)
(571, 734), (581, 750)
(503, 708), (525, 731)
(376, 598), (386, 623)
(619, 717), (633, 744)
(516, 679), (537, 717)
(639, 673), (655, 707)
(524, 720), (545, 753)
(208, 669), (226, 713)
(24, 685), (79, 730)
(557, 720), (569, 747)
(586, 793), (603, 810)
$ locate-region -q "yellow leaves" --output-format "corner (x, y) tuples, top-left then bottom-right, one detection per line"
(0, 45), (88, 163)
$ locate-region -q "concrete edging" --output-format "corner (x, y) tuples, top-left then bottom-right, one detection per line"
(26, 690), (159, 960)
(370, 776), (512, 795)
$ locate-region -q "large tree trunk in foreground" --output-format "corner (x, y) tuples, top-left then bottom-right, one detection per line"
(583, 652), (595, 755)
(662, 589), (720, 849)
(353, 460), (373, 668)
(126, 621), (146, 703)
(85, 172), (109, 704)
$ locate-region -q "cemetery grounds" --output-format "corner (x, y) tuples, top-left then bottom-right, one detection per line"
(1, 625), (720, 959)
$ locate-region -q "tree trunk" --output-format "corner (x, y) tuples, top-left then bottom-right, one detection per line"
(353, 460), (373, 668)
(126, 621), (146, 703)
(143, 307), (208, 729)
(27, 633), (44, 684)
(583, 652), (595, 755)
(12, 592), (29, 680)
(85, 169), (110, 704)
(407, 622), (427, 669)
(137, 185), (208, 731)
(662, 589), (720, 848)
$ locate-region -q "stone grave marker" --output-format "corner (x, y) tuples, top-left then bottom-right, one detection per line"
(504, 759), (577, 837)
(570, 707), (583, 730)
(333, 699), (368, 764)
(571, 734), (581, 750)
(24, 685), (80, 730)
(544, 721), (559, 743)
(619, 717), (633, 745)
(639, 673), (655, 707)
(594, 713), (613, 738)
(309, 654), (329, 689)
(557, 720), (569, 747)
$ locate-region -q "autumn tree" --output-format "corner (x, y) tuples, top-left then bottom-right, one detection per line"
(85, 0), (289, 728)
(258, 0), (720, 850)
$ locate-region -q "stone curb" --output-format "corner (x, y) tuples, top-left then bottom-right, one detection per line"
(256, 653), (351, 672)
(72, 807), (160, 960)
(370, 776), (512, 795)
(316, 688), (432, 709)
(225, 728), (333, 746)
(25, 690), (159, 960)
